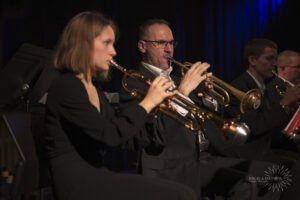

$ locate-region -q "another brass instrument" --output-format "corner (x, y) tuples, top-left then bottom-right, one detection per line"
(272, 69), (294, 96)
(168, 56), (262, 114)
(110, 59), (250, 144)
(272, 70), (300, 140)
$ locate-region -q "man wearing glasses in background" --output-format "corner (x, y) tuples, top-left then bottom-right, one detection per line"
(224, 40), (300, 161)
(276, 50), (300, 86)
(119, 19), (286, 200)
(269, 50), (300, 153)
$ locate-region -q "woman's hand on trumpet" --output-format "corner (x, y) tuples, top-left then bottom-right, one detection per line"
(178, 61), (212, 97)
(139, 76), (177, 113)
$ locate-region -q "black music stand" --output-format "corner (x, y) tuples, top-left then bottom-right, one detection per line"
(1, 112), (39, 199)
(0, 43), (57, 112)
(0, 43), (58, 200)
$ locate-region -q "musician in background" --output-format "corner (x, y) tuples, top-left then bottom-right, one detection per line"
(268, 50), (300, 116)
(223, 39), (300, 188)
(119, 19), (291, 200)
(269, 50), (300, 152)
(277, 50), (300, 85)
(45, 11), (199, 200)
(273, 50), (300, 112)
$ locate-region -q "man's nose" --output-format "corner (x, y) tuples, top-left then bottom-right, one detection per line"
(164, 43), (173, 51)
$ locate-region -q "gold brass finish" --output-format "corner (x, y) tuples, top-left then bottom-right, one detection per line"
(110, 59), (250, 144)
(110, 59), (202, 133)
(168, 56), (262, 113)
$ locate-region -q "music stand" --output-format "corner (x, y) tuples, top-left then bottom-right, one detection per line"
(0, 43), (58, 199)
(0, 43), (56, 112)
(1, 112), (39, 200)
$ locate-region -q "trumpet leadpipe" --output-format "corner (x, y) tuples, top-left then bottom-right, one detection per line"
(167, 57), (262, 113)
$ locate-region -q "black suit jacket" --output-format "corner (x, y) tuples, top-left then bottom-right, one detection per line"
(120, 65), (199, 164)
(119, 64), (239, 163)
(223, 71), (290, 159)
(119, 65), (259, 198)
(266, 77), (300, 152)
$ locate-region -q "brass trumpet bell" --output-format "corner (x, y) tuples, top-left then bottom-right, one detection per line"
(222, 122), (250, 145)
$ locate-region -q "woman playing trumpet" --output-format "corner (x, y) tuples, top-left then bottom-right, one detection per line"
(45, 11), (197, 200)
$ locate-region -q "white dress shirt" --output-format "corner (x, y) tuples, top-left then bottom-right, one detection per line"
(247, 70), (266, 95)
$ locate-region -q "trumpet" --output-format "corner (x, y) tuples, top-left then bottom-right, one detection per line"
(167, 56), (262, 114)
(110, 60), (250, 144)
(272, 70), (300, 140)
(272, 69), (294, 96)
(110, 59), (202, 132)
(272, 70), (295, 87)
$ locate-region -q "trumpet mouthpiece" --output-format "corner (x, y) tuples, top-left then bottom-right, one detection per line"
(164, 54), (173, 60)
(109, 59), (117, 66)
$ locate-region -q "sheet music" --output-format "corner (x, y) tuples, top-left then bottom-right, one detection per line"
(283, 106), (300, 135)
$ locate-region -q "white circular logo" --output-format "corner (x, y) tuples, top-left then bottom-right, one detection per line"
(264, 165), (292, 192)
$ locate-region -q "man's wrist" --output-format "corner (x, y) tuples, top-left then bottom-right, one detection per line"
(178, 86), (189, 97)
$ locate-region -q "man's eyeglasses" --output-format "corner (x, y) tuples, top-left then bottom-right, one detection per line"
(286, 65), (300, 69)
(143, 40), (178, 48)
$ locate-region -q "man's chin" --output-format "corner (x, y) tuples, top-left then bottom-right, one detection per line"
(161, 64), (170, 70)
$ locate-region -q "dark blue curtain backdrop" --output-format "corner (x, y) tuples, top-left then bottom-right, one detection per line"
(0, 0), (299, 89)
(201, 0), (289, 82)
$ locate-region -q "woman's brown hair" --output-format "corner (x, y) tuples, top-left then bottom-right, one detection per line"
(54, 11), (118, 80)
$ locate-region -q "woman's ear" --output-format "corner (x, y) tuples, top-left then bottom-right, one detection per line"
(138, 40), (146, 53)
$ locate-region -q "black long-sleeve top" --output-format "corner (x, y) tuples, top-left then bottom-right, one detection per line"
(45, 73), (148, 168)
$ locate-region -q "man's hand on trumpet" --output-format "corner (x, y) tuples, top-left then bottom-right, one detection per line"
(178, 61), (212, 97)
(197, 77), (214, 98)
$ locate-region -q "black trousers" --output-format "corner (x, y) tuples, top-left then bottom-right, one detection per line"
(51, 166), (197, 200)
(142, 152), (298, 200)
